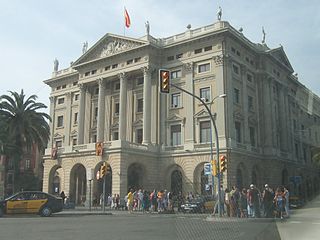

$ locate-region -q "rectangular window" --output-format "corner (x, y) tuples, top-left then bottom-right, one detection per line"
(62, 84), (66, 89)
(200, 121), (211, 143)
(171, 93), (181, 108)
(134, 57), (141, 62)
(57, 116), (64, 127)
(73, 81), (78, 86)
(105, 66), (110, 71)
(95, 88), (99, 95)
(85, 72), (90, 76)
(75, 94), (79, 101)
(295, 143), (299, 158)
(194, 48), (202, 54)
(127, 59), (133, 65)
(56, 140), (62, 148)
(74, 112), (78, 124)
(235, 121), (241, 143)
(58, 98), (64, 104)
(171, 70), (182, 79)
(234, 88), (240, 104)
(115, 103), (120, 115)
(112, 64), (118, 69)
(91, 70), (97, 75)
(198, 63), (210, 73)
(137, 77), (144, 85)
(171, 125), (181, 146)
(136, 129), (143, 144)
(200, 87), (211, 102)
(249, 127), (255, 147)
(233, 64), (239, 74)
(247, 74), (253, 82)
(56, 86), (61, 90)
(25, 159), (31, 169)
(113, 132), (119, 140)
(176, 53), (183, 59)
(137, 98), (143, 112)
(115, 82), (120, 90)
(94, 107), (98, 120)
(72, 138), (77, 146)
(167, 56), (174, 61)
(248, 96), (254, 111)
(93, 135), (97, 143)
(204, 46), (212, 52)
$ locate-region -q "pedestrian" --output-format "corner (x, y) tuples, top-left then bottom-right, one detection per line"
(262, 184), (274, 218)
(274, 187), (286, 219)
(127, 189), (134, 213)
(284, 187), (290, 218)
(239, 188), (248, 218)
(60, 191), (66, 205)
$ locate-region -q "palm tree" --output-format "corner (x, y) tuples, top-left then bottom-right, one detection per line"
(0, 90), (51, 191)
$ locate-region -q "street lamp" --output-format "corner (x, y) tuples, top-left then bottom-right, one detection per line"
(169, 82), (226, 217)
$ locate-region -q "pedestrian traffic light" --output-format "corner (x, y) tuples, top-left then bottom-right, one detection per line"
(159, 69), (170, 93)
(220, 155), (227, 172)
(211, 160), (217, 176)
(95, 142), (103, 156)
(100, 163), (107, 177)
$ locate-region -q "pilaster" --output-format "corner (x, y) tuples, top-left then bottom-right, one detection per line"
(119, 72), (127, 141)
(97, 78), (106, 142)
(142, 66), (152, 144)
(77, 84), (86, 144)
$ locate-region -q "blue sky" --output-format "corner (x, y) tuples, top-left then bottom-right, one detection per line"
(1, 0), (319, 110)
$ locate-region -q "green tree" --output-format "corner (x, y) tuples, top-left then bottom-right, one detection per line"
(0, 90), (51, 191)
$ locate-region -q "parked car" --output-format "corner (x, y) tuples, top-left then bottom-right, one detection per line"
(181, 196), (216, 213)
(0, 191), (63, 217)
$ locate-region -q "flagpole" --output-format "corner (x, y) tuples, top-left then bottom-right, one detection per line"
(124, 6), (126, 36)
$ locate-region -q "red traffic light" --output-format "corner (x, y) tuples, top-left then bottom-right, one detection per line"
(159, 69), (170, 93)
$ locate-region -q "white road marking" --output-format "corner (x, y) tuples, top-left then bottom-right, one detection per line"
(311, 222), (320, 225)
(289, 221), (302, 224)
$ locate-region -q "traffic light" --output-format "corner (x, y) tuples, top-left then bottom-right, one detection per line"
(220, 155), (227, 173)
(100, 163), (106, 177)
(211, 160), (217, 176)
(159, 69), (170, 93)
(95, 142), (103, 156)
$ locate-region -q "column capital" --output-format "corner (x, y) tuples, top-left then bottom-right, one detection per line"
(141, 66), (152, 76)
(118, 72), (126, 80)
(97, 78), (106, 88)
(49, 96), (55, 103)
(78, 83), (86, 91)
(213, 54), (224, 66)
(183, 62), (194, 73)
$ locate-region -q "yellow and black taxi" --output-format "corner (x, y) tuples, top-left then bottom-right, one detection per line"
(0, 191), (63, 217)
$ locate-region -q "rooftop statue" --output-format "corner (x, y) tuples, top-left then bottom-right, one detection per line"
(145, 21), (150, 36)
(82, 41), (88, 54)
(217, 6), (222, 21)
(262, 27), (266, 44)
(53, 58), (59, 72)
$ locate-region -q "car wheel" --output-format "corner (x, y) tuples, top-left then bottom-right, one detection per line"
(40, 207), (52, 217)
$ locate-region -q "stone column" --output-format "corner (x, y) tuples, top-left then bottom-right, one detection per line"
(77, 84), (86, 144)
(262, 77), (273, 152)
(278, 86), (288, 151)
(84, 87), (91, 143)
(183, 62), (195, 150)
(65, 92), (72, 146)
(104, 87), (111, 142)
(97, 78), (106, 142)
(142, 66), (152, 144)
(241, 65), (249, 145)
(49, 96), (55, 147)
(119, 72), (127, 141)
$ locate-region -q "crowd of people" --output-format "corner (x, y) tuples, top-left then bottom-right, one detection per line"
(212, 184), (290, 219)
(95, 184), (290, 219)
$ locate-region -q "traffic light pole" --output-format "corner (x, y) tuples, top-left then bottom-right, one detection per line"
(102, 175), (106, 212)
(170, 83), (222, 217)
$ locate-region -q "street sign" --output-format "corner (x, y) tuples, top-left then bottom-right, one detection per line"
(205, 184), (210, 191)
(204, 163), (212, 175)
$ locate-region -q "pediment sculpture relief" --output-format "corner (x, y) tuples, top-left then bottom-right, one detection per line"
(100, 40), (141, 58)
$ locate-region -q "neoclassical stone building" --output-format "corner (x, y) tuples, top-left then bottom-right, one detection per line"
(43, 20), (320, 205)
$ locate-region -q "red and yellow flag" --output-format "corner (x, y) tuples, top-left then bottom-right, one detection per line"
(124, 8), (131, 28)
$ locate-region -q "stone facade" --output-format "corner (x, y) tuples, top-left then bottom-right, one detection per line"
(43, 21), (320, 204)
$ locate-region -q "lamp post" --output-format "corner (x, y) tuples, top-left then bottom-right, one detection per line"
(170, 82), (226, 217)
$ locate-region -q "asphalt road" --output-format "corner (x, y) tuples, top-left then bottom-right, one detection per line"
(0, 213), (280, 240)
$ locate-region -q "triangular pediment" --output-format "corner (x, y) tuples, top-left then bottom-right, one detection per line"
(194, 109), (210, 119)
(267, 47), (294, 73)
(53, 133), (63, 138)
(167, 113), (185, 122)
(73, 34), (148, 66)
